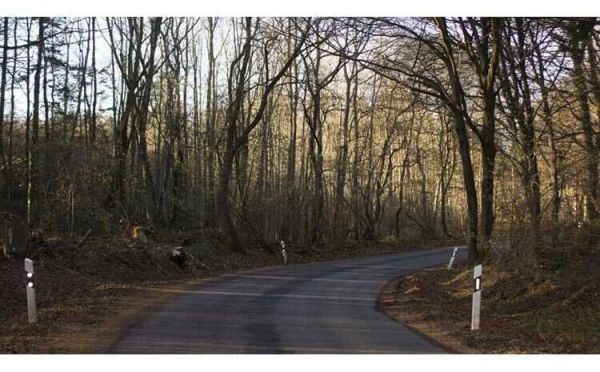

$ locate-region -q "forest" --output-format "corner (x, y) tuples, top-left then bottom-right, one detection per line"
(1, 17), (600, 264)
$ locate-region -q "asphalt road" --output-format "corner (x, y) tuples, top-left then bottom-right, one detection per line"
(108, 246), (466, 354)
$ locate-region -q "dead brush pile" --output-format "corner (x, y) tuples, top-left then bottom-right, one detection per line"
(0, 230), (280, 326)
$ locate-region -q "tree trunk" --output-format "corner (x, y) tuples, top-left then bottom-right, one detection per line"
(0, 18), (9, 175)
(29, 17), (45, 227)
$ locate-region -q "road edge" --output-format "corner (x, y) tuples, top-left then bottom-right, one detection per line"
(377, 273), (477, 354)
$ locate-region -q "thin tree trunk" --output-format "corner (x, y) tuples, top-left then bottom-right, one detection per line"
(29, 17), (45, 226)
(0, 18), (8, 172)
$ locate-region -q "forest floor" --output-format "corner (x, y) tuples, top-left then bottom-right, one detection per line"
(0, 231), (461, 353)
(381, 239), (600, 353)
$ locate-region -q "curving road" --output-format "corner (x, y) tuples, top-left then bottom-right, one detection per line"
(108, 247), (466, 353)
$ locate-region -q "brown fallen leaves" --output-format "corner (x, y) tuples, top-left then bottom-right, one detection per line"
(381, 260), (600, 354)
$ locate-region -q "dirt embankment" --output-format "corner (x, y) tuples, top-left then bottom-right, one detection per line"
(1, 232), (461, 353)
(381, 245), (600, 353)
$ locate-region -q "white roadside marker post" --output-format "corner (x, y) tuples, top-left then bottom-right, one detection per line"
(471, 264), (482, 330)
(447, 247), (458, 269)
(280, 240), (288, 265)
(24, 258), (38, 324)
